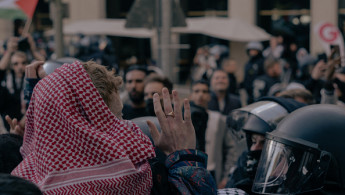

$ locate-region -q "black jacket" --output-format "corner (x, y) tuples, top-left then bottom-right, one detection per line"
(190, 102), (208, 152)
(208, 92), (242, 116)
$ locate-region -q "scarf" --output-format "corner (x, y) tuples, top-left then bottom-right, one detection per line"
(12, 61), (155, 194)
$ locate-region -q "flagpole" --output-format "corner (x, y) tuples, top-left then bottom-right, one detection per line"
(22, 17), (32, 35)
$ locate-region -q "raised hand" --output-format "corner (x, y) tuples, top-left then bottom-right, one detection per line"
(147, 88), (196, 155)
(5, 115), (25, 137)
(311, 60), (327, 80)
(7, 37), (18, 53)
(25, 61), (47, 79)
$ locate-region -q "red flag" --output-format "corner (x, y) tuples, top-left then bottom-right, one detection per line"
(15, 0), (39, 18)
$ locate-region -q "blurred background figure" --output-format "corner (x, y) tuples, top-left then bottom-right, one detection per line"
(0, 35), (44, 131)
(242, 41), (265, 104)
(144, 74), (173, 116)
(252, 58), (282, 101)
(221, 58), (238, 95)
(208, 69), (241, 116)
(263, 36), (284, 59)
(189, 80), (242, 188)
(192, 46), (217, 82)
(122, 65), (148, 119)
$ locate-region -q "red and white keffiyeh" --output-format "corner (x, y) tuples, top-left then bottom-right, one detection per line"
(12, 61), (156, 194)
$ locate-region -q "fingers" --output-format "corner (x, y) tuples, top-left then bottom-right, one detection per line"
(183, 98), (192, 123)
(7, 37), (18, 51)
(25, 61), (45, 78)
(153, 93), (168, 131)
(5, 115), (12, 128)
(162, 88), (173, 114)
(27, 61), (45, 69)
(5, 115), (18, 131)
(12, 118), (18, 128)
(172, 90), (182, 121)
(37, 65), (48, 78)
(147, 120), (160, 145)
(10, 125), (21, 135)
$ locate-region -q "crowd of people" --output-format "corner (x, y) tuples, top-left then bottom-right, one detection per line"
(0, 29), (345, 195)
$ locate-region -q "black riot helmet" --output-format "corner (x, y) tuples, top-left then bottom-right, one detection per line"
(227, 97), (306, 149)
(252, 104), (345, 194)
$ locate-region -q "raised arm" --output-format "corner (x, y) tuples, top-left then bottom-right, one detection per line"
(26, 34), (45, 61)
(0, 37), (18, 71)
(147, 88), (217, 194)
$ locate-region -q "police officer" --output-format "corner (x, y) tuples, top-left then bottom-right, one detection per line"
(252, 104), (345, 195)
(226, 97), (305, 194)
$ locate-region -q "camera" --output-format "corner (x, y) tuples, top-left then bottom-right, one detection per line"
(17, 37), (30, 52)
(330, 45), (340, 60)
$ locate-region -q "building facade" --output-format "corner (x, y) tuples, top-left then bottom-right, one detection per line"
(0, 0), (342, 82)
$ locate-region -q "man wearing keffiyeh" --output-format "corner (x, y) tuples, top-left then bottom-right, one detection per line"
(10, 60), (217, 194)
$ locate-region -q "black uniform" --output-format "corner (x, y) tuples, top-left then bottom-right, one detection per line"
(242, 54), (265, 104)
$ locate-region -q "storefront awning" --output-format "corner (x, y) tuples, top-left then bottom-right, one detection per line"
(46, 19), (153, 38)
(173, 17), (271, 42)
(46, 17), (271, 41)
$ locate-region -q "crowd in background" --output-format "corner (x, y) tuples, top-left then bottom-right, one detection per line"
(1, 25), (345, 194)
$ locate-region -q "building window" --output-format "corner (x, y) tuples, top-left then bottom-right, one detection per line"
(339, 0), (345, 37)
(180, 0), (227, 17)
(257, 0), (310, 50)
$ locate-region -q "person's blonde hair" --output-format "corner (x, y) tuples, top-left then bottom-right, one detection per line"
(11, 51), (27, 62)
(82, 61), (122, 107)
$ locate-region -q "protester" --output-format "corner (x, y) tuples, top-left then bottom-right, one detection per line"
(188, 80), (209, 152)
(192, 46), (217, 81)
(144, 74), (173, 116)
(11, 60), (216, 194)
(208, 69), (242, 115)
(221, 58), (238, 95)
(0, 35), (44, 131)
(242, 42), (265, 104)
(262, 36), (284, 59)
(122, 65), (148, 119)
(190, 80), (244, 187)
(252, 58), (282, 101)
(303, 59), (328, 103)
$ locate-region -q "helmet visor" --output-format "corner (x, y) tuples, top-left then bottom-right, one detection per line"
(227, 101), (288, 140)
(252, 136), (329, 194)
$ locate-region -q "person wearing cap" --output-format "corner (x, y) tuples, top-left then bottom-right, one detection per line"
(242, 42), (265, 104)
(225, 97), (306, 194)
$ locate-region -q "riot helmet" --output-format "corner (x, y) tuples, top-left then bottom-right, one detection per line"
(252, 104), (345, 194)
(225, 97), (305, 193)
(227, 97), (306, 149)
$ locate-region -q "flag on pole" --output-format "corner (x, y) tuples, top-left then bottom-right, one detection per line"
(0, 0), (38, 19)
